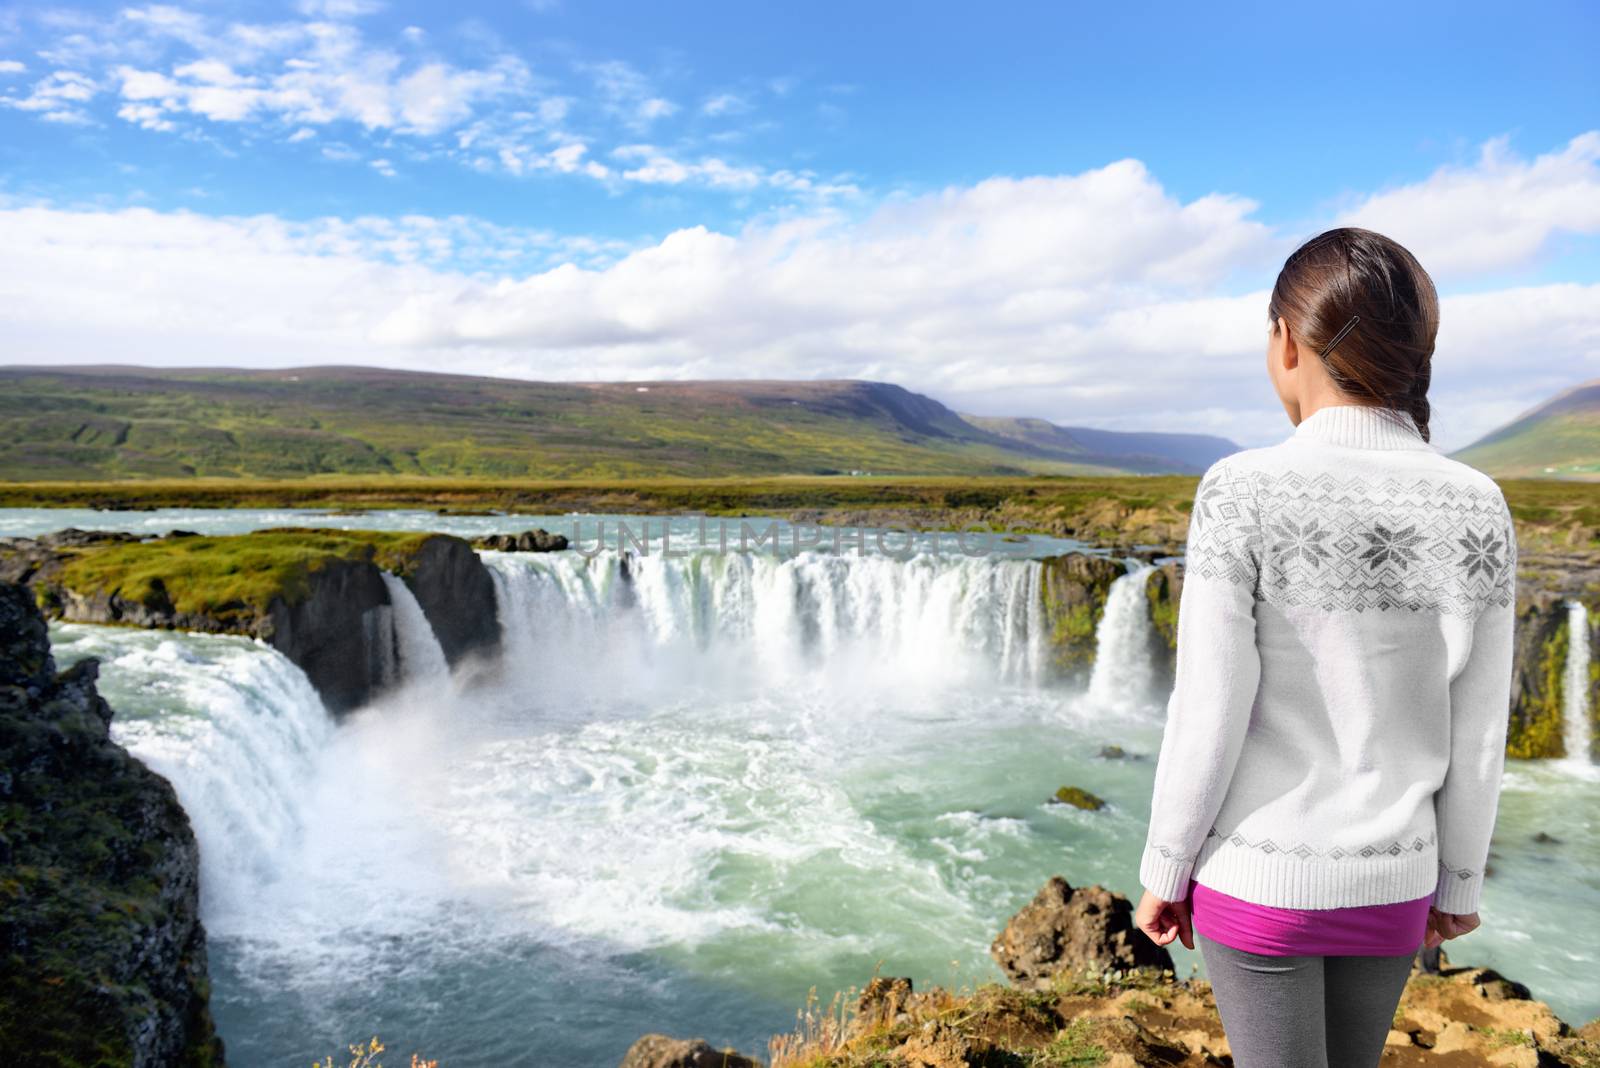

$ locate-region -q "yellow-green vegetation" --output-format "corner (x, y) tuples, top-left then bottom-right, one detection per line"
(1481, 1025), (1538, 1049)
(48, 528), (435, 625)
(313, 1037), (436, 1068)
(1509, 616), (1569, 759)
(1053, 786), (1106, 810)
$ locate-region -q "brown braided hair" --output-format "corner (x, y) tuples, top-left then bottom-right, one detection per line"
(1267, 227), (1439, 443)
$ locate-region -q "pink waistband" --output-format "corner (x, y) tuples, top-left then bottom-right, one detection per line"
(1187, 877), (1430, 957)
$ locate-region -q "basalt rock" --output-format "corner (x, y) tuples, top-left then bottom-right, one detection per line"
(1037, 552), (1126, 680)
(394, 533), (501, 667)
(989, 876), (1173, 989)
(1507, 587), (1570, 758)
(264, 555), (392, 714)
(475, 528), (570, 553)
(0, 581), (225, 1066)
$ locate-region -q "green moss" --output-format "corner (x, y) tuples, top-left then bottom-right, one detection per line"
(1509, 615), (1569, 758)
(1053, 785), (1105, 810)
(1144, 569), (1178, 651)
(1039, 560), (1117, 676)
(51, 527), (436, 624)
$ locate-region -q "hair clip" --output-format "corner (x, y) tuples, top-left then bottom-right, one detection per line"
(1319, 315), (1360, 358)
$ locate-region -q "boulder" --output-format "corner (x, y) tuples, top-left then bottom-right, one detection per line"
(616, 1034), (761, 1068)
(990, 876), (1172, 988)
(475, 529), (570, 553)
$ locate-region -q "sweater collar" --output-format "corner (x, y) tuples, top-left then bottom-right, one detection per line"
(1290, 403), (1433, 451)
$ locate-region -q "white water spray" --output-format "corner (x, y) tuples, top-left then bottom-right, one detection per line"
(1564, 601), (1593, 764)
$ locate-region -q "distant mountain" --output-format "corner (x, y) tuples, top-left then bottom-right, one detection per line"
(960, 415), (1236, 475)
(1449, 379), (1600, 479)
(0, 365), (1240, 481)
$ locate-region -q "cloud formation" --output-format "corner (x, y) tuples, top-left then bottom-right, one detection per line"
(0, 3), (852, 199)
(4, 133), (1595, 450)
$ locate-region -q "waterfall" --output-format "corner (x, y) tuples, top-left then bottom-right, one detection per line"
(1085, 559), (1160, 716)
(381, 572), (450, 684)
(50, 625), (334, 923)
(1564, 601), (1593, 763)
(483, 548), (1049, 694)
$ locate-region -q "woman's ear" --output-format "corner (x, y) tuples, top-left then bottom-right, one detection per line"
(1274, 316), (1301, 371)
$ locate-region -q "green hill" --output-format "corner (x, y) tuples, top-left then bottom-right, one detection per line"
(0, 365), (1236, 481)
(1452, 380), (1600, 479)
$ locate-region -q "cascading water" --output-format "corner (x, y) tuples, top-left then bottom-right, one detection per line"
(1564, 601), (1594, 764)
(381, 571), (451, 684)
(48, 625), (334, 922)
(483, 548), (1051, 700)
(1084, 559), (1160, 717)
(20, 508), (1600, 1059)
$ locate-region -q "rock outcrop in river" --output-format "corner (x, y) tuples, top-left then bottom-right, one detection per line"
(0, 581), (225, 1065)
(1037, 552), (1126, 679)
(0, 527), (501, 714)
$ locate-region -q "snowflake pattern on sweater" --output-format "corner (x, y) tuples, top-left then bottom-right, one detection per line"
(1185, 464), (1515, 618)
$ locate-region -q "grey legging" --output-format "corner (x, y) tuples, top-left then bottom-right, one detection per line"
(1197, 931), (1416, 1067)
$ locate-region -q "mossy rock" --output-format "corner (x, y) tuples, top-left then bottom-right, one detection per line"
(1508, 602), (1568, 759)
(1052, 785), (1106, 811)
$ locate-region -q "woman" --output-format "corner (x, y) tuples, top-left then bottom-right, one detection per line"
(1131, 227), (1518, 1068)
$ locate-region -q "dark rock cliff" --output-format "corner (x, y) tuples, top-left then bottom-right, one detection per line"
(0, 529), (504, 716)
(0, 581), (225, 1066)
(265, 556), (393, 714)
(397, 534), (501, 667)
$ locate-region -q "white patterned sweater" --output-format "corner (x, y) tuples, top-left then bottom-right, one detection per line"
(1137, 403), (1518, 915)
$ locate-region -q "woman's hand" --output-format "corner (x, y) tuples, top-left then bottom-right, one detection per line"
(1135, 889), (1194, 950)
(1423, 907), (1480, 948)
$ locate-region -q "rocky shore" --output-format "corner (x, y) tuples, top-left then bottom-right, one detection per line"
(622, 877), (1600, 1068)
(0, 580), (224, 1065)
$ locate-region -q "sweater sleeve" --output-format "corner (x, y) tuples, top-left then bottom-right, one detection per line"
(1432, 491), (1518, 915)
(1138, 458), (1264, 902)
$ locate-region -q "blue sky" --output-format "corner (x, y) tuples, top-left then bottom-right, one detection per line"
(1, 0), (1598, 449)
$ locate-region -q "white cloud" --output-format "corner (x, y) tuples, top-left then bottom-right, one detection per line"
(701, 92), (748, 117)
(1338, 132), (1600, 277)
(1, 137), (1595, 450)
(1, 69), (98, 123)
(2, 6), (856, 200)
(0, 60), (27, 74)
(296, 0), (385, 18)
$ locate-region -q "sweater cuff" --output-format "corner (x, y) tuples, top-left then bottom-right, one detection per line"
(1432, 865), (1484, 915)
(1139, 844), (1195, 903)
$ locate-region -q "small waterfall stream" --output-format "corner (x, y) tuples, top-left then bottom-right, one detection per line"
(1564, 601), (1593, 763)
(1085, 560), (1160, 716)
(381, 572), (450, 684)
